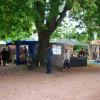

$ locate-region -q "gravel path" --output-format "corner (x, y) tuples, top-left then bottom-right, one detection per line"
(0, 65), (100, 100)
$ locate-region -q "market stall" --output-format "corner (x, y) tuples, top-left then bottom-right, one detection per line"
(7, 40), (38, 65)
(51, 39), (88, 67)
(90, 40), (100, 61)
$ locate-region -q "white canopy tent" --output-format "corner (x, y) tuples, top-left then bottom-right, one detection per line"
(0, 40), (6, 44)
(50, 39), (88, 66)
(55, 39), (87, 46)
(90, 40), (100, 61)
(0, 41), (6, 51)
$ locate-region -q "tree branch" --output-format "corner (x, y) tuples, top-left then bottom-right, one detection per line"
(57, 5), (69, 24)
(48, 5), (70, 34)
(34, 0), (46, 33)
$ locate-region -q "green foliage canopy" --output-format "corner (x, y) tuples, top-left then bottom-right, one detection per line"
(0, 0), (34, 40)
(0, 0), (99, 41)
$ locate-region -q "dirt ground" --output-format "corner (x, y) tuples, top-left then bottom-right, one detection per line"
(0, 64), (100, 100)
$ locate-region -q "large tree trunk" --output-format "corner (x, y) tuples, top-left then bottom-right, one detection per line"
(38, 31), (50, 66)
(34, 1), (69, 66)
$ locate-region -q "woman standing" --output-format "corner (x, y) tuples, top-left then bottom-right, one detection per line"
(62, 48), (71, 72)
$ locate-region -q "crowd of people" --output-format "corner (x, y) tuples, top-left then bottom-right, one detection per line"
(0, 44), (87, 74)
(0, 45), (28, 66)
(45, 46), (87, 73)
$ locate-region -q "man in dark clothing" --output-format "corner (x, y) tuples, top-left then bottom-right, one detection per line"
(46, 45), (53, 74)
(6, 46), (11, 63)
(1, 48), (7, 66)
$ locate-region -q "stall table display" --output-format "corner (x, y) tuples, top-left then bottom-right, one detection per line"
(70, 57), (87, 67)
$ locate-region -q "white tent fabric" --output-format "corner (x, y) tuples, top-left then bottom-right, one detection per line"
(55, 39), (87, 46)
(56, 39), (74, 45)
(0, 41), (6, 44)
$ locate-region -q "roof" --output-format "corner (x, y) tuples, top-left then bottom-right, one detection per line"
(6, 40), (38, 45)
(91, 40), (100, 45)
(54, 39), (87, 46)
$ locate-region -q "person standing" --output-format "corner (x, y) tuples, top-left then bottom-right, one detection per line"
(1, 47), (7, 66)
(6, 46), (11, 63)
(62, 48), (71, 71)
(79, 48), (85, 57)
(46, 45), (53, 74)
(23, 46), (27, 56)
